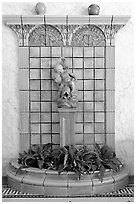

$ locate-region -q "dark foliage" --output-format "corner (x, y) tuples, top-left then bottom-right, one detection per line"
(18, 143), (122, 181)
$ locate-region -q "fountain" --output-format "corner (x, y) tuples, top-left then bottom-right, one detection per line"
(3, 14), (130, 196)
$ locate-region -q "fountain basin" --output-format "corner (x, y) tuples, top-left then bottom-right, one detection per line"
(7, 159), (129, 196)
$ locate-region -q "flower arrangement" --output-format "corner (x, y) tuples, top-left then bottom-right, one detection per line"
(18, 143), (122, 182)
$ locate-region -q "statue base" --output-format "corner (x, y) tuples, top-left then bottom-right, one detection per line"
(58, 108), (77, 147)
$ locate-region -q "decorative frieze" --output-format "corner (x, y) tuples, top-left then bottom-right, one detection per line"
(3, 15), (130, 46)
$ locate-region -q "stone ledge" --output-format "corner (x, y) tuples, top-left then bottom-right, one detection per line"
(3, 15), (131, 26)
(7, 159), (129, 196)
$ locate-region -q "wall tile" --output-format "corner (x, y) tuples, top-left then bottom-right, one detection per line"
(73, 69), (83, 79)
(84, 134), (95, 144)
(76, 113), (83, 122)
(8, 178), (22, 192)
(95, 123), (105, 133)
(106, 134), (115, 150)
(106, 112), (115, 133)
(52, 47), (61, 57)
(41, 113), (51, 122)
(95, 58), (104, 68)
(106, 91), (115, 111)
(73, 58), (83, 68)
(42, 134), (51, 144)
(84, 123), (94, 133)
(106, 46), (115, 68)
(31, 134), (40, 145)
(30, 47), (40, 57)
(78, 91), (83, 101)
(41, 124), (51, 133)
(41, 102), (51, 112)
(95, 69), (104, 79)
(75, 124), (83, 133)
(41, 47), (50, 57)
(30, 91), (40, 101)
(95, 47), (104, 57)
(30, 69), (40, 79)
(78, 101), (83, 110)
(52, 90), (58, 101)
(52, 102), (58, 112)
(41, 91), (51, 101)
(84, 47), (93, 57)
(19, 47), (29, 68)
(95, 112), (105, 122)
(31, 102), (40, 111)
(84, 69), (93, 79)
(20, 91), (29, 112)
(44, 186), (68, 196)
(30, 80), (40, 90)
(73, 47), (83, 57)
(31, 113), (40, 122)
(84, 58), (93, 68)
(95, 80), (104, 90)
(74, 134), (83, 145)
(106, 69), (115, 90)
(41, 69), (50, 79)
(52, 113), (59, 122)
(95, 102), (104, 111)
(20, 113), (29, 133)
(19, 69), (29, 90)
(52, 134), (60, 144)
(30, 58), (40, 68)
(31, 124), (40, 133)
(22, 183), (44, 194)
(52, 124), (59, 133)
(95, 134), (105, 144)
(63, 47), (72, 57)
(41, 58), (50, 68)
(95, 91), (104, 101)
(65, 58), (72, 68)
(20, 134), (30, 152)
(84, 102), (93, 111)
(84, 80), (93, 90)
(84, 91), (93, 101)
(41, 80), (51, 90)
(84, 113), (93, 122)
(76, 80), (83, 90)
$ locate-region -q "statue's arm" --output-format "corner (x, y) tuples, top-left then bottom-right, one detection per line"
(69, 73), (76, 80)
(57, 84), (63, 99)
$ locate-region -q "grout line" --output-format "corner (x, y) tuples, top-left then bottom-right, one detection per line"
(104, 42), (107, 144)
(28, 47), (31, 148)
(39, 47), (42, 145)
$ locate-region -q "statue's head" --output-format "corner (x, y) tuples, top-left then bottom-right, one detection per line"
(54, 63), (64, 73)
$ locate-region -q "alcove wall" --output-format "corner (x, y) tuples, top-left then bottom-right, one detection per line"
(2, 2), (134, 176)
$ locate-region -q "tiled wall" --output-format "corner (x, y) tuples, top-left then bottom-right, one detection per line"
(19, 35), (115, 150)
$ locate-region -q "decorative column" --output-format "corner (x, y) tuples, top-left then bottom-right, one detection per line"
(58, 108), (77, 147)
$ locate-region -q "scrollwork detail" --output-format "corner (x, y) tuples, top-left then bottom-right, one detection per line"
(98, 24), (125, 39)
(28, 25), (63, 46)
(8, 23), (125, 47)
(9, 25), (23, 45)
(71, 25), (106, 46)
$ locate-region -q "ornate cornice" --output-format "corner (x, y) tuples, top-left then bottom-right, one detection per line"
(3, 15), (130, 46)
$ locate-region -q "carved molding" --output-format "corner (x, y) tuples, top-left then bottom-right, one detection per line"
(71, 25), (105, 46)
(3, 15), (130, 46)
(28, 25), (63, 46)
(98, 24), (124, 39)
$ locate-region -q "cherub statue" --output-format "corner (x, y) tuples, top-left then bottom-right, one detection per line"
(53, 58), (78, 108)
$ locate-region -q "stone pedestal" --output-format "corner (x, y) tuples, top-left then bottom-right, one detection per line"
(58, 108), (77, 147)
